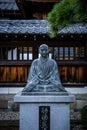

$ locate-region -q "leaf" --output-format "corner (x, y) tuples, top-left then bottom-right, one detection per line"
(47, 0), (87, 37)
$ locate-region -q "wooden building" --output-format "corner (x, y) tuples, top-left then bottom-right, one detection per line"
(16, 0), (61, 19)
(0, 0), (22, 19)
(0, 0), (87, 88)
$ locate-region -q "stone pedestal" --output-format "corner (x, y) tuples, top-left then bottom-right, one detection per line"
(14, 92), (75, 130)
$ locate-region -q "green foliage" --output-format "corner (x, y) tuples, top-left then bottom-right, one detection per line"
(81, 105), (87, 128)
(47, 0), (87, 37)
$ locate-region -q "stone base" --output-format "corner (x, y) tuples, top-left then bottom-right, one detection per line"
(14, 92), (75, 130)
(22, 91), (68, 95)
(22, 84), (67, 94)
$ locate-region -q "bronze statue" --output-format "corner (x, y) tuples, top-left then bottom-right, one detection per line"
(22, 44), (66, 94)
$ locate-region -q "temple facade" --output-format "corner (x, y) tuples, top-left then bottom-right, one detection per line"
(0, 0), (87, 88)
(0, 1), (87, 129)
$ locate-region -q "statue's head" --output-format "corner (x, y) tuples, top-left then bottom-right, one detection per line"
(39, 44), (49, 58)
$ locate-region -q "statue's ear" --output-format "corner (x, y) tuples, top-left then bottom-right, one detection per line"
(47, 48), (49, 54)
(39, 48), (41, 54)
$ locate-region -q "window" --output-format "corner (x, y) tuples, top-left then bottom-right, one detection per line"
(52, 46), (85, 61)
(0, 47), (33, 61)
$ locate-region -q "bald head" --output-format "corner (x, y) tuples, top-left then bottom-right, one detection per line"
(39, 44), (48, 50)
(39, 44), (49, 58)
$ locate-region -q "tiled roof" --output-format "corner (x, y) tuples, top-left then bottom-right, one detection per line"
(0, 0), (19, 11)
(0, 20), (49, 34)
(58, 23), (87, 34)
(0, 19), (87, 34)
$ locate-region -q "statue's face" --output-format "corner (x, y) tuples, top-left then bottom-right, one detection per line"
(39, 45), (49, 58)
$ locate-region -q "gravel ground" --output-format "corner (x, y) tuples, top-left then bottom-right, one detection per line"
(0, 112), (19, 120)
(0, 111), (86, 130)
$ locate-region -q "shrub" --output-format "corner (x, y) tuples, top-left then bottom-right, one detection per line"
(81, 105), (87, 129)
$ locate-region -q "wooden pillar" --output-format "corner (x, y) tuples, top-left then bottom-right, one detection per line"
(33, 41), (38, 60)
(85, 44), (87, 61)
(84, 44), (87, 84)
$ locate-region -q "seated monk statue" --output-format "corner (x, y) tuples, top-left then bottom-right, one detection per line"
(22, 44), (66, 94)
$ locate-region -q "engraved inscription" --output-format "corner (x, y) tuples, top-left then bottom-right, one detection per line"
(39, 106), (50, 130)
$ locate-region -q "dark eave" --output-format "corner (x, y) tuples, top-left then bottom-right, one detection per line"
(23, 0), (60, 2)
(0, 19), (87, 41)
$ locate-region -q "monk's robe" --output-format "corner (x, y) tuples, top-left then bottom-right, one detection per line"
(22, 57), (65, 92)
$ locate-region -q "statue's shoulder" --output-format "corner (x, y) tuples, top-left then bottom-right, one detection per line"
(49, 58), (58, 68)
(32, 58), (40, 64)
(49, 58), (57, 64)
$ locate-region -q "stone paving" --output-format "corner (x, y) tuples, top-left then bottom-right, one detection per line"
(0, 110), (85, 130)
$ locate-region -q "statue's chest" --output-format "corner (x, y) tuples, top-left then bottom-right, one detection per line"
(36, 61), (53, 73)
